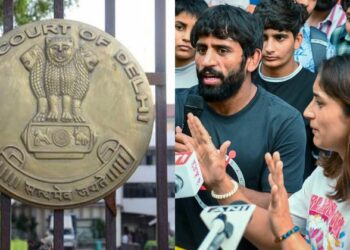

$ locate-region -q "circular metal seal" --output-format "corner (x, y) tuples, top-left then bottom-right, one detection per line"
(0, 19), (154, 208)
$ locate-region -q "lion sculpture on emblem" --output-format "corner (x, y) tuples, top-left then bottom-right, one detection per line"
(20, 35), (99, 159)
(20, 36), (98, 123)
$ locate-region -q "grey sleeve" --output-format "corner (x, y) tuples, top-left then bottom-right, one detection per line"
(261, 112), (306, 193)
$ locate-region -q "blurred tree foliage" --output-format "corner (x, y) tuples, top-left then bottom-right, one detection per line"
(0, 0), (78, 26)
(12, 213), (38, 240)
(91, 218), (105, 239)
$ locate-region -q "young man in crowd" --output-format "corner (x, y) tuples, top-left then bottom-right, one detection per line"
(308, 0), (346, 39)
(175, 0), (208, 89)
(175, 5), (306, 250)
(253, 0), (317, 179)
(331, 0), (350, 55)
(295, 0), (335, 72)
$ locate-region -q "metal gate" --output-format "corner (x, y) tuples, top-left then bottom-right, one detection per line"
(0, 0), (168, 249)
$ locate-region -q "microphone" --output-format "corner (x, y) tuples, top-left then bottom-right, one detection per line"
(182, 95), (204, 136)
(199, 201), (256, 250)
(198, 213), (230, 250)
(175, 151), (204, 199)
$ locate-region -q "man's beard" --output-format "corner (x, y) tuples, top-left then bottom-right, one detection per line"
(197, 61), (246, 102)
(314, 0), (337, 11)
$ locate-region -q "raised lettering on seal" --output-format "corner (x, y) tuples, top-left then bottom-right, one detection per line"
(0, 42), (10, 56)
(114, 50), (129, 65)
(25, 26), (41, 38)
(79, 29), (96, 41)
(114, 49), (151, 123)
(9, 33), (26, 46)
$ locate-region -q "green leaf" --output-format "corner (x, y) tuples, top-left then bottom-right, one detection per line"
(0, 0), (78, 27)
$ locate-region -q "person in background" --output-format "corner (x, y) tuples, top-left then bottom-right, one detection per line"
(253, 0), (317, 179)
(308, 0), (346, 39)
(205, 0), (256, 13)
(331, 0), (350, 55)
(39, 231), (53, 250)
(175, 0), (208, 89)
(295, 0), (335, 73)
(184, 54), (350, 250)
(206, 0), (249, 9)
(122, 226), (132, 244)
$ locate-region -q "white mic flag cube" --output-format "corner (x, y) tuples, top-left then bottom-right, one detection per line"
(200, 204), (256, 250)
(175, 151), (204, 198)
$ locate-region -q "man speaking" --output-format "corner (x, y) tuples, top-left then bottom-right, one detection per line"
(175, 5), (306, 250)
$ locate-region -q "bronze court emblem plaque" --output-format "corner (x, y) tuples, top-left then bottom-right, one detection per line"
(0, 19), (154, 208)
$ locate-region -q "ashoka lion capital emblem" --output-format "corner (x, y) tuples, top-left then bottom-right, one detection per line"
(20, 35), (99, 159)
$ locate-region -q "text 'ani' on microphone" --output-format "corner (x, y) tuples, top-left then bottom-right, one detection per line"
(199, 201), (256, 250)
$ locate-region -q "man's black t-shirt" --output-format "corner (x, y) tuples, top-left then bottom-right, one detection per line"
(176, 85), (306, 250)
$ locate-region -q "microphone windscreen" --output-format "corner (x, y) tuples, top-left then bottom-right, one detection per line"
(184, 94), (204, 116)
(183, 95), (204, 135)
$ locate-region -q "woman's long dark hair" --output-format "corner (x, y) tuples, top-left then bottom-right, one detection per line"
(317, 55), (350, 202)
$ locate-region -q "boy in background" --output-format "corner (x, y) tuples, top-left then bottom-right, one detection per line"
(175, 0), (208, 89)
(254, 0), (317, 179)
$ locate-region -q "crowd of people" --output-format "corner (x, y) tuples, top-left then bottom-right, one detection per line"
(175, 0), (350, 249)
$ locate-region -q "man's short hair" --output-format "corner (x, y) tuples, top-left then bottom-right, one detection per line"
(175, 0), (208, 18)
(254, 0), (308, 37)
(190, 5), (263, 59)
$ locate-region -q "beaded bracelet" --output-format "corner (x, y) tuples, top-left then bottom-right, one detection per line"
(211, 179), (238, 200)
(274, 226), (300, 243)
